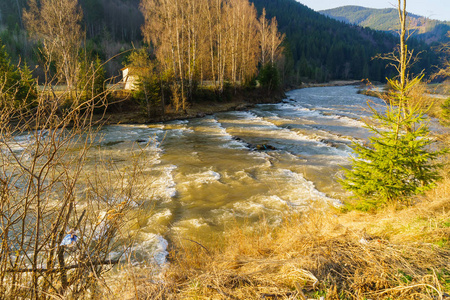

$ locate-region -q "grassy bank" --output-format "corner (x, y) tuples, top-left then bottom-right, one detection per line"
(358, 83), (450, 124)
(103, 131), (450, 300)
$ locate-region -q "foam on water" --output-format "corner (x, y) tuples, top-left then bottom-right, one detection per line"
(186, 169), (221, 184)
(172, 218), (209, 233)
(224, 109), (353, 158)
(274, 169), (341, 205)
(285, 104), (367, 129)
(149, 165), (177, 201)
(210, 167), (342, 226)
(232, 201), (266, 216)
(148, 209), (172, 223)
(110, 232), (169, 266)
(201, 117), (250, 149)
(228, 111), (279, 129)
(170, 120), (189, 124)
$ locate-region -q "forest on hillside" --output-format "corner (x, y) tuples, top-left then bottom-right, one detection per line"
(251, 0), (440, 82)
(320, 6), (450, 45)
(0, 0), (444, 84)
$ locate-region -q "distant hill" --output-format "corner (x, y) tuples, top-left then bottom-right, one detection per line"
(320, 5), (450, 44)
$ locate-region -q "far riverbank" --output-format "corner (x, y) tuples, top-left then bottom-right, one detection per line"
(95, 80), (365, 125)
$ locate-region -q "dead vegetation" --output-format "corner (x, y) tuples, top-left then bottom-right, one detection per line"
(104, 130), (450, 300)
(113, 194), (450, 299)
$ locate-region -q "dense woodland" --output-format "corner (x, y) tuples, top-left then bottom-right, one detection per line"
(251, 0), (441, 83)
(0, 0), (444, 85)
(136, 0), (284, 112)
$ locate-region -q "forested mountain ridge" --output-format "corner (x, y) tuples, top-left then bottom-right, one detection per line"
(251, 0), (436, 82)
(320, 5), (450, 44)
(0, 0), (441, 83)
(0, 0), (143, 41)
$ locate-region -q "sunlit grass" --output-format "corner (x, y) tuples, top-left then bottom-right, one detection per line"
(105, 130), (450, 299)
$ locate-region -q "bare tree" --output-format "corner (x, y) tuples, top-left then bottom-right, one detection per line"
(140, 0), (282, 106)
(268, 17), (285, 66)
(258, 8), (269, 66)
(225, 0), (259, 86)
(23, 0), (83, 94)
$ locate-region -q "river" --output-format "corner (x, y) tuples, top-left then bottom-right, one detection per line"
(5, 85), (447, 269)
(82, 85), (400, 263)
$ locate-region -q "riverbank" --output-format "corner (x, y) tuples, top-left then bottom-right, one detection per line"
(95, 80), (368, 125)
(109, 145), (450, 299)
(299, 79), (363, 88)
(96, 88), (286, 125)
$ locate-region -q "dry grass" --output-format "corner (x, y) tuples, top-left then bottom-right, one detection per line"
(106, 134), (450, 300)
(112, 203), (450, 299)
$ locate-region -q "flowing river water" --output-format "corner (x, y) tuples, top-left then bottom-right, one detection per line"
(6, 86), (448, 268)
(84, 86), (397, 263)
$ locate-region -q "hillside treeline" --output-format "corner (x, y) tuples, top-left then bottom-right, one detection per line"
(320, 6), (450, 44)
(0, 0), (442, 83)
(251, 0), (438, 83)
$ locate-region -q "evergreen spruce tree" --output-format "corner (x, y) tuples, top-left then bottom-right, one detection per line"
(258, 63), (281, 92)
(340, 103), (445, 207)
(0, 42), (18, 100)
(78, 54), (105, 102)
(441, 98), (450, 126)
(0, 40), (37, 108)
(17, 62), (38, 105)
(339, 0), (447, 208)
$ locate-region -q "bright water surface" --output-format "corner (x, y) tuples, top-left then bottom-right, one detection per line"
(83, 86), (445, 263)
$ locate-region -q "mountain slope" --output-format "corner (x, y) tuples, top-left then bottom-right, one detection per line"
(251, 0), (436, 82)
(320, 5), (450, 44)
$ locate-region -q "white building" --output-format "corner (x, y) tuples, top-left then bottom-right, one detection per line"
(121, 67), (139, 90)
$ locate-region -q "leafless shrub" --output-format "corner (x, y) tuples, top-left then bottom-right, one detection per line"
(0, 60), (149, 299)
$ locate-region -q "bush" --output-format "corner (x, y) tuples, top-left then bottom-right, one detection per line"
(0, 41), (37, 108)
(78, 54), (105, 102)
(125, 48), (162, 117)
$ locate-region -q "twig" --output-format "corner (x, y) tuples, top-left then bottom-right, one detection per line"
(260, 292), (295, 299)
(294, 281), (307, 300)
(74, 209), (86, 230)
(6, 258), (120, 273)
(374, 283), (443, 299)
(182, 238), (210, 254)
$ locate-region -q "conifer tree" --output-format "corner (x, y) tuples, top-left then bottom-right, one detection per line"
(125, 48), (162, 118)
(78, 54), (105, 102)
(0, 41), (37, 108)
(339, 0), (446, 207)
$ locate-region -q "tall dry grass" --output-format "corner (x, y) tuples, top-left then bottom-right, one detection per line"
(110, 132), (450, 300)
(114, 201), (450, 299)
